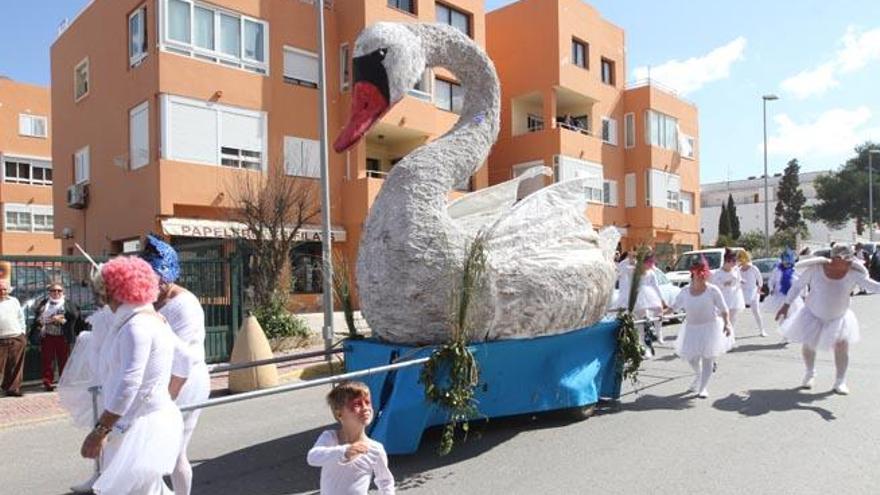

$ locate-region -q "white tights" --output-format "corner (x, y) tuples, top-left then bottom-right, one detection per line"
(802, 341), (849, 384)
(171, 410), (201, 495)
(688, 357), (716, 395)
(746, 300), (764, 332)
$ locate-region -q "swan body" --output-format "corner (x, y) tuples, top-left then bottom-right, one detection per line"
(335, 23), (618, 345)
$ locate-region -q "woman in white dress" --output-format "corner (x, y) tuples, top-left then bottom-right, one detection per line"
(612, 250), (635, 311)
(632, 252), (668, 350)
(763, 250), (804, 338)
(737, 250), (766, 337)
(141, 235), (210, 495)
(777, 245), (880, 394)
(79, 257), (184, 494)
(672, 256), (734, 398)
(710, 249), (745, 343)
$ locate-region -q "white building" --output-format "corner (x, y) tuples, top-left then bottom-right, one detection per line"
(700, 171), (859, 248)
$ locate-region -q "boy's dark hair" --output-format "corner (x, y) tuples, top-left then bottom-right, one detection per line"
(326, 381), (371, 416)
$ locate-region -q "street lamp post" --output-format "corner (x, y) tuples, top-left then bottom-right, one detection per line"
(762, 94), (779, 252)
(870, 150), (880, 242)
(316, 0), (335, 363)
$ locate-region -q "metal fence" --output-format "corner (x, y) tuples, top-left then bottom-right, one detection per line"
(2, 252), (243, 382)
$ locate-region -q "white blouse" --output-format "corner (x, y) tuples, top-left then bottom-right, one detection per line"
(307, 430), (395, 495)
(159, 290), (206, 376)
(786, 265), (880, 320)
(739, 264), (763, 301)
(710, 268), (745, 310)
(100, 304), (178, 429)
(673, 284), (729, 325)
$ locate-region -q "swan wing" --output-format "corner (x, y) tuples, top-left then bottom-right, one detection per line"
(447, 166), (552, 236)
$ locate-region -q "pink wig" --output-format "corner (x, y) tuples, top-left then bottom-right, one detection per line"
(101, 256), (159, 305)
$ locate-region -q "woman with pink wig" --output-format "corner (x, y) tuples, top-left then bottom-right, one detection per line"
(78, 256), (184, 494)
(672, 256), (734, 398)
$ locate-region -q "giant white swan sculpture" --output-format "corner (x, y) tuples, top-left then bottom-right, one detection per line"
(335, 22), (618, 345)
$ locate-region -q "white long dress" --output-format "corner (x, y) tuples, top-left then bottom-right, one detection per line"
(92, 304), (184, 495)
(781, 262), (880, 351)
(159, 291), (211, 451)
(672, 284), (734, 360)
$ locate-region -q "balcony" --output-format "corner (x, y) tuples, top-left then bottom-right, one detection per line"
(510, 87), (598, 138)
(365, 122), (428, 179)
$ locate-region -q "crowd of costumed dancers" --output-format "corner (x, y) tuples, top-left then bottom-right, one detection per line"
(614, 244), (880, 398)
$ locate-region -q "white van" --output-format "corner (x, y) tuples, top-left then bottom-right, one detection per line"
(666, 247), (745, 287)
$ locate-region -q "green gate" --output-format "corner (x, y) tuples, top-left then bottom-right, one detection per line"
(1, 251), (242, 382)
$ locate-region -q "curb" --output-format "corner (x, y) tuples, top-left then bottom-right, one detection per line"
(0, 412), (68, 431)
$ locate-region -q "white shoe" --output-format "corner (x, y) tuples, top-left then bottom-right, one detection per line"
(697, 389), (709, 399)
(801, 371), (816, 390)
(70, 472), (99, 493)
(833, 380), (850, 395)
(759, 329), (768, 337)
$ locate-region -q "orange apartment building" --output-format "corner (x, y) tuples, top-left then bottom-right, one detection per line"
(487, 0), (700, 264)
(51, 0), (485, 310)
(0, 78), (61, 256)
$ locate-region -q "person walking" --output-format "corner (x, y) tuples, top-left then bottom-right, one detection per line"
(738, 251), (766, 337)
(30, 283), (86, 391)
(0, 279), (26, 397)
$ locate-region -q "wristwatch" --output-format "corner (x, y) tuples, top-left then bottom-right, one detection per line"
(93, 423), (112, 436)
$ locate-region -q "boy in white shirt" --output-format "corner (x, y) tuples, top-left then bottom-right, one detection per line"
(308, 381), (395, 494)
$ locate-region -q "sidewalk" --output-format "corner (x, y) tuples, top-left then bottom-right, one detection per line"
(0, 343), (341, 430)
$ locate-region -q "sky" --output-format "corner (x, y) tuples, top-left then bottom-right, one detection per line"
(2, 1), (879, 184)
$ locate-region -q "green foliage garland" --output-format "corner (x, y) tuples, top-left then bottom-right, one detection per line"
(419, 234), (487, 455)
(617, 246), (649, 386)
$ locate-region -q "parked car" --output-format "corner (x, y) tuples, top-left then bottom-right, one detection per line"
(608, 269), (682, 322)
(666, 247), (746, 288)
(752, 257), (777, 301)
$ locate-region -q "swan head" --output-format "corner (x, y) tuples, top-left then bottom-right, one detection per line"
(334, 23), (427, 152)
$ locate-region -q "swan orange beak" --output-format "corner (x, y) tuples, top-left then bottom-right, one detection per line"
(334, 81), (389, 153)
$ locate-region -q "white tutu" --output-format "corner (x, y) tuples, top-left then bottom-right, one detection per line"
(780, 306), (859, 351)
(94, 405), (183, 495)
(176, 361), (211, 434)
(675, 317), (734, 360)
(633, 289), (664, 315)
(57, 332), (100, 429)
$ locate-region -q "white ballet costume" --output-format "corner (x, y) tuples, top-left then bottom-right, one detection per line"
(633, 268), (667, 348)
(781, 260), (880, 393)
(672, 284), (732, 397)
(740, 264), (765, 336)
(763, 268), (804, 317)
(160, 290), (211, 495)
(710, 268), (745, 342)
(92, 304), (185, 495)
(612, 260), (635, 310)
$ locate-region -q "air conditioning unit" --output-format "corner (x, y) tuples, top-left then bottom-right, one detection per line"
(67, 183), (89, 209)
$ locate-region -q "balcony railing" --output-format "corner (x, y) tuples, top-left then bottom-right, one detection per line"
(558, 121), (593, 136)
(366, 170), (389, 179)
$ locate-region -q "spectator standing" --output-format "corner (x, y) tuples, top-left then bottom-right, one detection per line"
(0, 278), (26, 397)
(30, 283), (86, 391)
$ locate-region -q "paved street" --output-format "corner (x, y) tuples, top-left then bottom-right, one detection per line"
(3, 295), (880, 494)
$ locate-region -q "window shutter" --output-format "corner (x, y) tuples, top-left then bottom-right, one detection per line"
(130, 102), (150, 169)
(221, 111), (263, 154)
(649, 169), (666, 207)
(625, 173), (636, 208)
(284, 48), (318, 84)
(284, 136), (320, 178)
(168, 99), (218, 164)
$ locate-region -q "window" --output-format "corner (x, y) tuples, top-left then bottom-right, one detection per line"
(646, 169), (681, 210)
(161, 94), (266, 171)
(554, 155), (603, 203)
(340, 43), (351, 91)
(4, 204), (53, 233)
(74, 147), (90, 184)
(601, 117), (618, 145)
(409, 70), (432, 100)
(130, 101), (150, 170)
(18, 114), (48, 138)
(129, 6), (148, 66)
(74, 58), (89, 101)
(601, 57), (615, 85)
(624, 113), (635, 148)
(645, 110), (679, 151)
(625, 173), (636, 208)
(680, 191), (694, 214)
(162, 0), (269, 74)
(4, 157), (52, 185)
(284, 136), (320, 178)
(434, 78), (464, 113)
(572, 39), (587, 69)
(681, 134), (695, 159)
(388, 0), (416, 14)
(436, 3), (470, 37)
(283, 47), (318, 87)
(603, 180), (618, 206)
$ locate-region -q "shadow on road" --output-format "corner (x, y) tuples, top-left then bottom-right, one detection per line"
(602, 391), (697, 414)
(192, 424), (331, 495)
(712, 388), (836, 421)
(728, 342), (788, 354)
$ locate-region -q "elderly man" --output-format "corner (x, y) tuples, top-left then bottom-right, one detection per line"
(30, 283), (86, 391)
(0, 279), (26, 397)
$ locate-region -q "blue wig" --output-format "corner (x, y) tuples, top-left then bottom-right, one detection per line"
(140, 234), (180, 284)
(778, 248), (796, 295)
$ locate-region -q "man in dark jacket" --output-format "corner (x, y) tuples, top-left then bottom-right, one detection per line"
(29, 283), (86, 391)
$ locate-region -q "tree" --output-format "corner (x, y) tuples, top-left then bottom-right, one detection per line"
(775, 159), (807, 232)
(718, 202), (730, 239)
(812, 142), (880, 235)
(727, 194), (742, 240)
(739, 230), (767, 253)
(229, 165), (321, 309)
